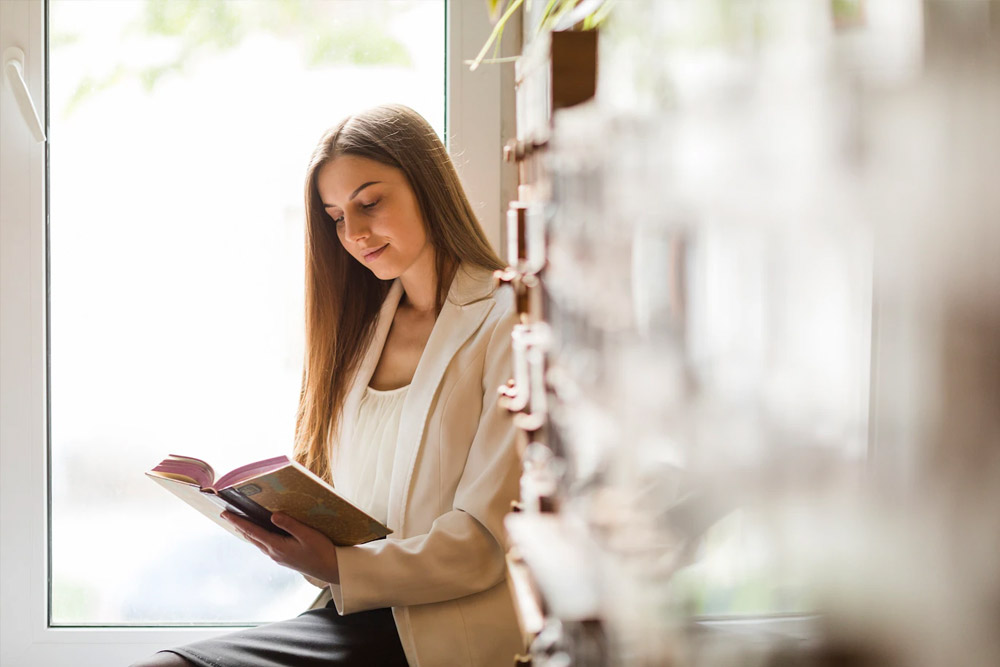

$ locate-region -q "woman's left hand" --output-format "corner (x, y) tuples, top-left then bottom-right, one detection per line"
(221, 510), (340, 585)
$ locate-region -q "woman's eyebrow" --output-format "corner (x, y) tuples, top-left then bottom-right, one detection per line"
(349, 180), (381, 200)
(323, 181), (383, 209)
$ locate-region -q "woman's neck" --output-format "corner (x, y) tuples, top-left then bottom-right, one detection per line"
(398, 247), (439, 314)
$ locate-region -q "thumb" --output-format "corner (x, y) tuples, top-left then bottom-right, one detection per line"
(271, 512), (311, 541)
(270, 511), (294, 532)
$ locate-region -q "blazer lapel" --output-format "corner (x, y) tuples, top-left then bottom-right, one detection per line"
(386, 266), (498, 532)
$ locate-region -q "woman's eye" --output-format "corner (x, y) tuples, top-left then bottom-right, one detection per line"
(360, 199), (380, 210)
(331, 214), (344, 225)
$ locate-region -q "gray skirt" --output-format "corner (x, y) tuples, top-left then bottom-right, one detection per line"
(162, 601), (408, 667)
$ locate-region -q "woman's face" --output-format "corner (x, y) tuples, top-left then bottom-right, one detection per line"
(315, 155), (433, 282)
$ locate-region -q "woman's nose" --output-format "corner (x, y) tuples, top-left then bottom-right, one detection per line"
(342, 215), (370, 242)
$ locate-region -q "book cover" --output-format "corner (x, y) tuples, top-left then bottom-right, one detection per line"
(146, 454), (391, 546)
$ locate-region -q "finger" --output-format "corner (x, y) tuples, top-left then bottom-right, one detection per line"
(240, 525), (290, 562)
(225, 512), (290, 551)
(243, 530), (271, 553)
(222, 511), (260, 536)
(270, 512), (314, 542)
(224, 515), (266, 546)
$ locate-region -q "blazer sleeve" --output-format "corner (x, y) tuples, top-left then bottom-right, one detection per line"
(328, 301), (520, 614)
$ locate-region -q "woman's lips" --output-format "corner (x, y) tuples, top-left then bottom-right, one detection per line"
(363, 243), (388, 263)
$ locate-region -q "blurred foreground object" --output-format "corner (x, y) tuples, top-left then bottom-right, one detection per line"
(499, 1), (1000, 665)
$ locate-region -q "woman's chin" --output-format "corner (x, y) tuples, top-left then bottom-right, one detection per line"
(365, 263), (400, 281)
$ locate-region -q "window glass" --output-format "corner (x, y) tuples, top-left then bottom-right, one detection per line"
(48, 0), (445, 625)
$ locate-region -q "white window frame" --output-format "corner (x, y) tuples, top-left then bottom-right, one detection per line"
(0, 1), (515, 664)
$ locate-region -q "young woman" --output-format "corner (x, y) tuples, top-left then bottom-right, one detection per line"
(134, 104), (523, 666)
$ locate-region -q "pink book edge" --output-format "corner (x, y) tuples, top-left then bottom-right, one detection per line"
(214, 455), (291, 490)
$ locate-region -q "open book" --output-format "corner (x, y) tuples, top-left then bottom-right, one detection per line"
(147, 454), (391, 546)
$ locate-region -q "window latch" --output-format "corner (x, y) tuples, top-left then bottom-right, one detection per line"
(3, 46), (46, 143)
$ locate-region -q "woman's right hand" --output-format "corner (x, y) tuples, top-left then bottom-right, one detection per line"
(220, 510), (341, 584)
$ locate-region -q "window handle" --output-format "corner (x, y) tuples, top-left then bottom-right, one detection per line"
(3, 47), (46, 143)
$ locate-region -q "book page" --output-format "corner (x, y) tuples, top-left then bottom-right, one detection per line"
(150, 455), (216, 489)
(214, 454), (292, 491)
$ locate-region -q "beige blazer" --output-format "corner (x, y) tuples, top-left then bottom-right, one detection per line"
(327, 264), (523, 666)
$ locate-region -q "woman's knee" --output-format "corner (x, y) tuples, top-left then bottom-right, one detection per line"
(129, 651), (195, 667)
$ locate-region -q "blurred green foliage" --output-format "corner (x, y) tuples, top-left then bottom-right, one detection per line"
(64, 66), (128, 116)
(49, 30), (80, 49)
(470, 0), (610, 70)
(668, 510), (813, 617)
(307, 18), (411, 68)
(831, 0), (866, 27)
(56, 0), (415, 116)
(51, 578), (100, 624)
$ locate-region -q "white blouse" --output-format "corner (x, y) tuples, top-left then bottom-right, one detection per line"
(336, 384), (408, 526)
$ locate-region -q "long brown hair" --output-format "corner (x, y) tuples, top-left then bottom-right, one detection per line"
(293, 104), (504, 482)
